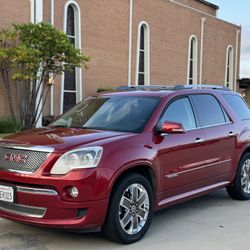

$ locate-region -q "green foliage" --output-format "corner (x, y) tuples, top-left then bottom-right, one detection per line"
(12, 45), (40, 81)
(97, 87), (114, 93)
(0, 117), (21, 133)
(0, 22), (89, 129)
(15, 23), (89, 75)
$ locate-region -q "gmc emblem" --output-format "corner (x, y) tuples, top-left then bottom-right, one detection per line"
(4, 153), (28, 164)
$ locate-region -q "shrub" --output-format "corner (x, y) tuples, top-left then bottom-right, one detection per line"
(97, 87), (114, 93)
(0, 117), (22, 133)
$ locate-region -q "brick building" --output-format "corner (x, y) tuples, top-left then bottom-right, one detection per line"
(0, 0), (241, 121)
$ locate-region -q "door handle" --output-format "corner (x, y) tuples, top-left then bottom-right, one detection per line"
(195, 138), (204, 143)
(228, 132), (236, 137)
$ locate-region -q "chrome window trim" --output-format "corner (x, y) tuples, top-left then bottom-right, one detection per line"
(162, 122), (233, 136)
(195, 121), (233, 130)
(185, 121), (233, 132)
(16, 186), (58, 196)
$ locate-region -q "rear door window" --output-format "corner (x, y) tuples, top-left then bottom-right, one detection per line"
(191, 94), (227, 127)
(223, 94), (250, 120)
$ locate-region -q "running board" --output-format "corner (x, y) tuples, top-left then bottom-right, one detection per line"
(158, 181), (230, 207)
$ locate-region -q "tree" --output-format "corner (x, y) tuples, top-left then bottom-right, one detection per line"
(0, 22), (89, 129)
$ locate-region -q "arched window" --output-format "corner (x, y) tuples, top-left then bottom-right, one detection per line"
(225, 46), (234, 89)
(61, 1), (82, 113)
(136, 22), (150, 85)
(187, 36), (198, 85)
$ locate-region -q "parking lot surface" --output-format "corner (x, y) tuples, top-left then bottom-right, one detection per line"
(0, 189), (250, 250)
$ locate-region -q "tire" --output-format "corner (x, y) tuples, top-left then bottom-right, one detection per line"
(227, 153), (250, 200)
(102, 173), (154, 244)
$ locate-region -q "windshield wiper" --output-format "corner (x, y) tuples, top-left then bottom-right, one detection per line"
(82, 126), (103, 130)
(50, 125), (68, 128)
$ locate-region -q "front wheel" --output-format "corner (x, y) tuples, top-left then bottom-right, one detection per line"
(227, 153), (250, 200)
(103, 173), (154, 244)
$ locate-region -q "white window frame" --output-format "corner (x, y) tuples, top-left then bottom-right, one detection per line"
(136, 21), (150, 86)
(225, 45), (234, 90)
(60, 0), (82, 114)
(187, 35), (198, 85)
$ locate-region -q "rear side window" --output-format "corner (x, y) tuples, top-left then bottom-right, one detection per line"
(161, 97), (196, 130)
(191, 94), (226, 127)
(223, 94), (250, 120)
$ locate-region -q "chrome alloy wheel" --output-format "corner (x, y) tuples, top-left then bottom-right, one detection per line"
(119, 183), (149, 235)
(241, 159), (250, 194)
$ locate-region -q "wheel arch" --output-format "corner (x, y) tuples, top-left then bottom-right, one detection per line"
(108, 164), (158, 201)
(238, 148), (250, 166)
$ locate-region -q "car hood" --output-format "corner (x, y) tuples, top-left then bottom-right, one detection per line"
(0, 127), (131, 153)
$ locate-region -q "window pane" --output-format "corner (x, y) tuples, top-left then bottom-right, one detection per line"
(223, 94), (250, 120)
(139, 51), (145, 73)
(64, 69), (76, 91)
(190, 40), (194, 60)
(140, 26), (144, 50)
(227, 50), (231, 66)
(226, 66), (230, 84)
(189, 60), (193, 79)
(66, 5), (75, 36)
(192, 95), (226, 126)
(162, 97), (196, 130)
(68, 37), (75, 45)
(138, 73), (144, 85)
(63, 92), (76, 112)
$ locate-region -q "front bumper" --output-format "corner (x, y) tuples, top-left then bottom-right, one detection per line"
(0, 182), (109, 230)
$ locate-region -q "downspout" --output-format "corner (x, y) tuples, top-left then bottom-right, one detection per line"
(50, 0), (54, 116)
(35, 0), (43, 127)
(234, 29), (241, 91)
(30, 0), (35, 22)
(199, 17), (206, 86)
(50, 0), (54, 25)
(128, 0), (133, 86)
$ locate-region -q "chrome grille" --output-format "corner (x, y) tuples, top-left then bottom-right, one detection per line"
(0, 201), (46, 218)
(0, 147), (49, 174)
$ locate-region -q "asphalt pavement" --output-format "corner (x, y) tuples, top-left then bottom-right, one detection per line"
(0, 189), (250, 250)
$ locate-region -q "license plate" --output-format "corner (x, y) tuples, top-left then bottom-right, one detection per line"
(0, 185), (15, 203)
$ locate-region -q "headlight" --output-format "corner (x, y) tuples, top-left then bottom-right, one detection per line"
(50, 147), (103, 175)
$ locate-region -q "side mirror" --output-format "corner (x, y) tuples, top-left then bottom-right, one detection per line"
(157, 121), (185, 134)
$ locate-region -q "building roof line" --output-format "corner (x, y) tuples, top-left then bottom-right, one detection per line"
(167, 0), (241, 28)
(197, 0), (219, 10)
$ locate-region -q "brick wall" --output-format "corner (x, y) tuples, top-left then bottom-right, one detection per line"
(0, 0), (30, 117)
(0, 0), (241, 118)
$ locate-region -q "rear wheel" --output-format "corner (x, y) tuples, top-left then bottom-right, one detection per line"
(103, 173), (154, 244)
(227, 153), (250, 200)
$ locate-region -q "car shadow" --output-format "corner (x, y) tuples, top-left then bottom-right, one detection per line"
(0, 189), (245, 250)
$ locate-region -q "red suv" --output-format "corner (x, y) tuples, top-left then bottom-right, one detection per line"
(1, 85), (250, 243)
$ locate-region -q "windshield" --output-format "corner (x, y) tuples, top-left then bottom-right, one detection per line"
(51, 96), (160, 133)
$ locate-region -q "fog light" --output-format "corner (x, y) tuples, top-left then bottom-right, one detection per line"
(69, 187), (79, 198)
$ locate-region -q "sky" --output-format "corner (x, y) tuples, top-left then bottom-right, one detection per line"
(210, 0), (250, 78)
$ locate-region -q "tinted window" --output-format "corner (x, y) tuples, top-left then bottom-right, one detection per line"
(223, 94), (250, 120)
(192, 95), (226, 126)
(161, 97), (196, 130)
(51, 96), (160, 133)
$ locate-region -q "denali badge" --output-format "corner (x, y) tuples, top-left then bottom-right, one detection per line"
(4, 153), (28, 164)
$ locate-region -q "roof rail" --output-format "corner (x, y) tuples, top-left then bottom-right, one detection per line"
(173, 84), (231, 91)
(116, 85), (174, 91)
(116, 84), (231, 92)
